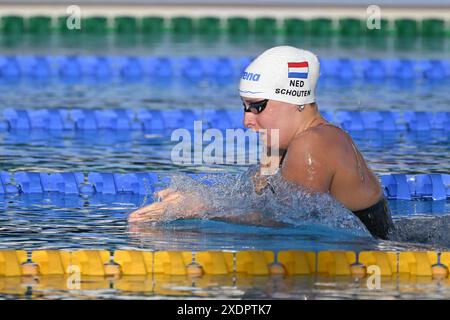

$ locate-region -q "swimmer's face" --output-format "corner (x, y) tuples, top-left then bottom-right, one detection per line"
(242, 97), (299, 150)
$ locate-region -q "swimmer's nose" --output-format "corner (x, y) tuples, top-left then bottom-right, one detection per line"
(243, 112), (257, 130)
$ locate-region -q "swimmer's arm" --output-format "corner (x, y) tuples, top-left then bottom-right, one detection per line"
(129, 198), (287, 227)
(280, 134), (334, 193)
(157, 186), (288, 226)
(153, 189), (285, 226)
(128, 189), (205, 222)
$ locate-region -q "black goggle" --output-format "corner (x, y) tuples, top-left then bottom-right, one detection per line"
(242, 99), (269, 114)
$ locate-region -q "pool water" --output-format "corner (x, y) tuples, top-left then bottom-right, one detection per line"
(1, 76), (450, 112)
(2, 273), (450, 300)
(2, 33), (450, 59)
(0, 62), (450, 248)
(0, 39), (450, 299)
(0, 124), (449, 173)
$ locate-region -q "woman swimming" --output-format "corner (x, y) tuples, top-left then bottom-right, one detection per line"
(129, 46), (395, 240)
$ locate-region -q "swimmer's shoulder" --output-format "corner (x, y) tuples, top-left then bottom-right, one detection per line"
(284, 122), (346, 171)
(306, 122), (355, 152)
(314, 122), (348, 139)
(283, 124), (337, 172)
(281, 128), (336, 192)
(291, 122), (343, 151)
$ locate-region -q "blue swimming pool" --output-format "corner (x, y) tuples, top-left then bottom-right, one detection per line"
(0, 52), (449, 299)
(3, 7), (450, 300)
(0, 64), (449, 251)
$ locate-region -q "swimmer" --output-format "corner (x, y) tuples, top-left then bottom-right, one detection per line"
(129, 46), (395, 240)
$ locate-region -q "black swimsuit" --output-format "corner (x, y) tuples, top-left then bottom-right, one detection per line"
(352, 197), (395, 240)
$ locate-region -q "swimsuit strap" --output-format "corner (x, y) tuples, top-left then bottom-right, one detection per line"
(279, 151), (287, 167)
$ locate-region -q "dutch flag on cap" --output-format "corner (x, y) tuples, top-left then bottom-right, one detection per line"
(288, 62), (309, 79)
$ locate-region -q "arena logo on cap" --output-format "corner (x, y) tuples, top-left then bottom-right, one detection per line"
(287, 62), (308, 79)
(241, 71), (261, 81)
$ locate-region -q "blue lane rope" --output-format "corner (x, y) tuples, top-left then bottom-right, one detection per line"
(0, 56), (450, 82)
(0, 171), (449, 200)
(1, 108), (449, 132)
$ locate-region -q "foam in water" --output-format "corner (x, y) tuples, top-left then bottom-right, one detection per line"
(152, 165), (370, 237)
(390, 215), (450, 250)
(133, 166), (450, 249)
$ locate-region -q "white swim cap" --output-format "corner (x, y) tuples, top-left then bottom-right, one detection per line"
(239, 46), (320, 105)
